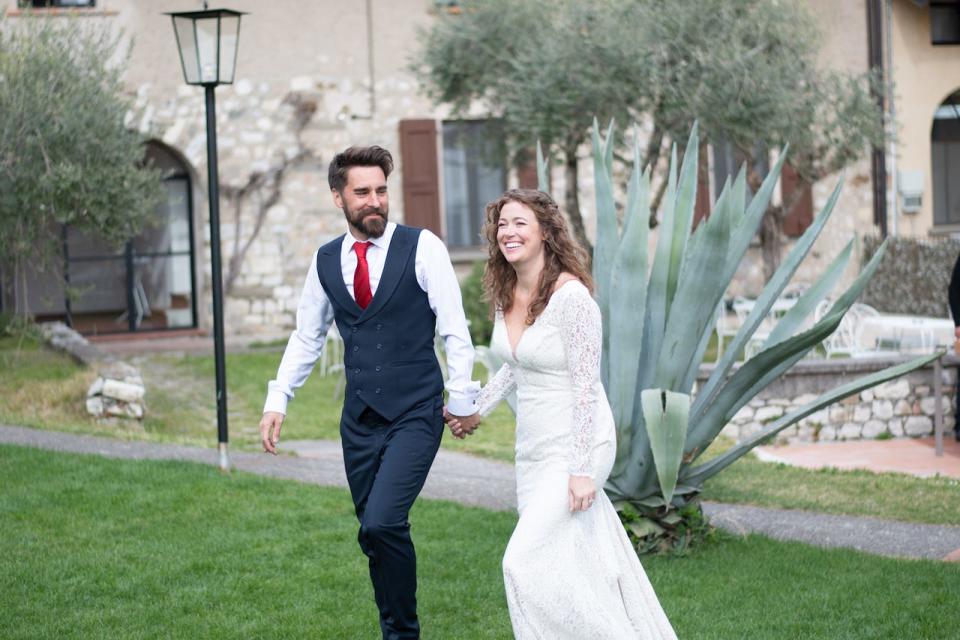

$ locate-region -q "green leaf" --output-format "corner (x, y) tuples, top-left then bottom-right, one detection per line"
(627, 518), (665, 539)
(641, 389), (689, 505)
(693, 174), (844, 423)
(687, 239), (890, 454)
(592, 119), (620, 387)
(761, 239), (853, 349)
(608, 138), (650, 463)
(683, 352), (941, 485)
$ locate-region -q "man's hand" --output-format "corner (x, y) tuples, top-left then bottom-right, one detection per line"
(260, 411), (285, 455)
(443, 409), (480, 439)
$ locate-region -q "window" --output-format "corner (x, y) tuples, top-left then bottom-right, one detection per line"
(441, 120), (506, 248)
(931, 2), (960, 45)
(398, 118), (507, 250)
(932, 90), (960, 225)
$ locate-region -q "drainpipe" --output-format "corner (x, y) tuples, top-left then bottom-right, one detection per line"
(867, 0), (889, 237)
(885, 0), (899, 237)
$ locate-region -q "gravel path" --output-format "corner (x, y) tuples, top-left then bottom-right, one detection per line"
(3, 424), (959, 561)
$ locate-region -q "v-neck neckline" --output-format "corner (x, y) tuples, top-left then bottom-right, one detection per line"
(502, 279), (578, 361)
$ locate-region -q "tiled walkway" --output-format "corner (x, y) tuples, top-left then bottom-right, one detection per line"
(755, 436), (960, 479)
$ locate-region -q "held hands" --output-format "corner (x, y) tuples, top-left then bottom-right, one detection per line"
(443, 408), (481, 439)
(260, 411), (285, 455)
(568, 475), (596, 512)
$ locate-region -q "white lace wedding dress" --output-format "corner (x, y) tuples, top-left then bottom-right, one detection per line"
(476, 281), (677, 640)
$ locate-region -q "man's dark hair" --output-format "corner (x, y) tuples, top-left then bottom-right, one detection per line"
(328, 145), (394, 192)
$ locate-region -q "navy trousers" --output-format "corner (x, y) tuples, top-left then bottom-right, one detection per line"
(340, 395), (444, 640)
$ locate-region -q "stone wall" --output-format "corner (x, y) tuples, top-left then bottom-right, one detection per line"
(709, 357), (956, 444)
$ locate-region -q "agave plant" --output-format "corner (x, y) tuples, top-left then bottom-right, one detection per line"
(535, 121), (939, 553)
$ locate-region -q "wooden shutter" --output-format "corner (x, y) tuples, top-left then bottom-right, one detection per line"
(517, 148), (539, 190)
(398, 119), (442, 236)
(781, 163), (813, 237)
(692, 142), (712, 229)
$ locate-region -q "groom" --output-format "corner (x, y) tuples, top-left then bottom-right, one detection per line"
(259, 145), (481, 639)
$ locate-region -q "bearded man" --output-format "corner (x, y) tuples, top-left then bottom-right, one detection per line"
(260, 145), (480, 639)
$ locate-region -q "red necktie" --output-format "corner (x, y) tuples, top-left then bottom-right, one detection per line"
(353, 241), (373, 309)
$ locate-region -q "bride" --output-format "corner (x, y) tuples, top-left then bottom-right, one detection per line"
(448, 189), (676, 639)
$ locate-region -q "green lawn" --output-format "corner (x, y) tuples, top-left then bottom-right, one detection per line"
(3, 336), (959, 527)
(2, 445), (958, 639)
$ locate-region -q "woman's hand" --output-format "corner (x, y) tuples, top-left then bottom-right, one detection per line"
(568, 475), (596, 512)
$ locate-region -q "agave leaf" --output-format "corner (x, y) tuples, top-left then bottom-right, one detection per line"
(665, 123), (700, 312)
(609, 139), (650, 464)
(655, 179), (731, 392)
(693, 175), (845, 423)
(536, 140), (550, 193)
(627, 518), (665, 538)
(761, 239), (853, 349)
(637, 143), (679, 396)
(592, 119), (620, 387)
(680, 173), (747, 393)
(687, 240), (889, 453)
(641, 389), (689, 505)
(682, 352), (941, 485)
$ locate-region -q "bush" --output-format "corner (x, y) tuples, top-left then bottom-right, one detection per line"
(862, 235), (960, 318)
(460, 261), (493, 346)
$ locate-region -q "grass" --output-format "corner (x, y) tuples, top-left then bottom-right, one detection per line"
(701, 453), (960, 526)
(2, 445), (958, 639)
(3, 335), (959, 526)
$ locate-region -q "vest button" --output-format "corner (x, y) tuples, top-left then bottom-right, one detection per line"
(353, 345), (359, 352)
(375, 388), (381, 394)
(375, 365), (382, 372)
(351, 327), (358, 333)
(355, 390), (361, 396)
(376, 324), (382, 330)
(376, 343), (382, 349)
(354, 368), (360, 374)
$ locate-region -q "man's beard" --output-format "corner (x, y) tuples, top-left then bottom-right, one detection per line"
(344, 205), (388, 238)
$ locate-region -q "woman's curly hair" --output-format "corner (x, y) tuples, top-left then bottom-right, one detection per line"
(482, 189), (594, 325)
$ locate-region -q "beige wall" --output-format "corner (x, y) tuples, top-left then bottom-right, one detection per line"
(890, 0), (960, 237)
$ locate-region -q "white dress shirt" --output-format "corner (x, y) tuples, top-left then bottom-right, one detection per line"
(264, 222), (480, 416)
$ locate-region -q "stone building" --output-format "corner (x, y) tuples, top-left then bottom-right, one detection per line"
(1, 0), (956, 338)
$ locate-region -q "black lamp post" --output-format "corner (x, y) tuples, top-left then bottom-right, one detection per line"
(167, 6), (246, 471)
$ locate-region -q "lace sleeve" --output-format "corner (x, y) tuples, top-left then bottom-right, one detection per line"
(558, 285), (602, 477)
(475, 363), (517, 417)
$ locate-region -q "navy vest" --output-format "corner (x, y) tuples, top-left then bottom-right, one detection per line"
(316, 224), (444, 421)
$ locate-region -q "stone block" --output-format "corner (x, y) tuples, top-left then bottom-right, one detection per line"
(915, 385), (931, 397)
(889, 418), (904, 437)
(819, 426), (837, 441)
(840, 423), (862, 440)
(755, 406), (784, 423)
(862, 420), (887, 439)
(920, 396), (951, 416)
(720, 423), (740, 440)
(102, 379), (145, 403)
(853, 405), (871, 423)
(732, 406), (754, 424)
(87, 377), (104, 398)
(894, 400), (912, 416)
(904, 416), (933, 437)
(85, 397), (103, 416)
(859, 388), (874, 403)
(873, 379), (910, 400)
(872, 400), (893, 420)
(829, 406), (849, 423)
(793, 393), (818, 406)
(768, 398), (791, 407)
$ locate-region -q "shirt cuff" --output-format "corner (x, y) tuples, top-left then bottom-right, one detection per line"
(446, 388), (479, 416)
(263, 390), (289, 415)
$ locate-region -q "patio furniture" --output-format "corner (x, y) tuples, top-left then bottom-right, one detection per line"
(813, 300), (899, 358)
(858, 314), (955, 354)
